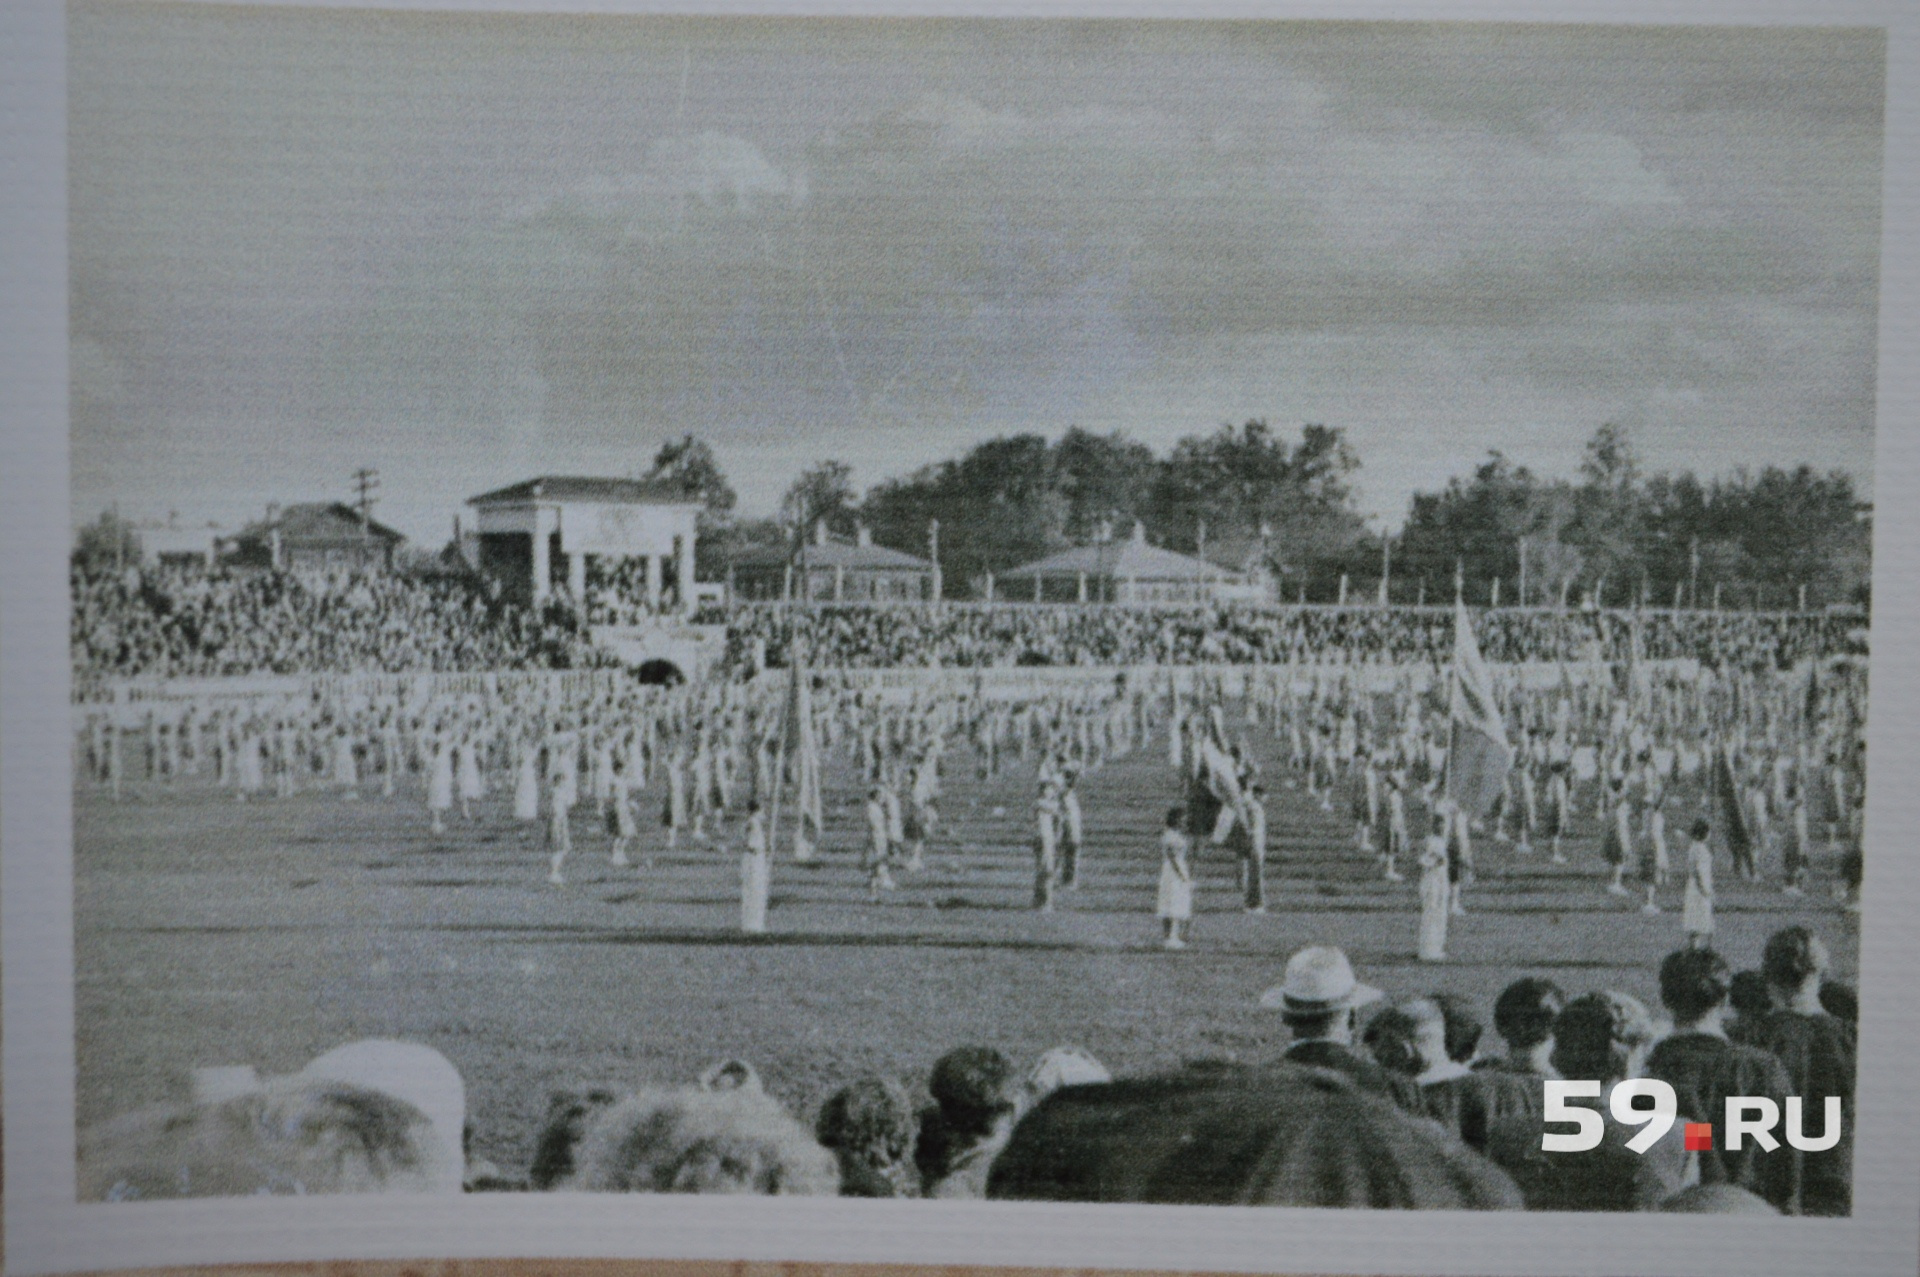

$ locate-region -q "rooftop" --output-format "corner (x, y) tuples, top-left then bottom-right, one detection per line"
(468, 476), (701, 506)
(1001, 525), (1235, 582)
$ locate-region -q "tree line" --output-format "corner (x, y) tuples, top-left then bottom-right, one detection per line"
(651, 422), (1869, 610)
(73, 423), (1872, 611)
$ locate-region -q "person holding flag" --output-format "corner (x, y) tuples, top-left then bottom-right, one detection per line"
(1441, 600), (1514, 916)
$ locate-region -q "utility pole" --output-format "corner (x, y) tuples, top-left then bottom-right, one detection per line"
(353, 468), (379, 520)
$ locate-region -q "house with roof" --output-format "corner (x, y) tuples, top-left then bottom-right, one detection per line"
(996, 521), (1246, 605)
(222, 502), (404, 574)
(731, 520), (939, 604)
(466, 475), (705, 610)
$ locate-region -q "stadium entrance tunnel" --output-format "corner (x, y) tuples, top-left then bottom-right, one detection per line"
(634, 659), (686, 686)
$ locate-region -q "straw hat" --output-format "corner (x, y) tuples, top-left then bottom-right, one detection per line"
(1259, 945), (1383, 1014)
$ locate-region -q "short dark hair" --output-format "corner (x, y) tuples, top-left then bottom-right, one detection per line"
(1762, 926), (1827, 990)
(1728, 970), (1772, 1019)
(815, 1074), (916, 1163)
(1361, 1006), (1423, 1078)
(1659, 948), (1732, 1023)
(1690, 817), (1712, 842)
(1819, 979), (1859, 1024)
(1493, 978), (1564, 1051)
(1166, 806), (1184, 829)
(1428, 992), (1484, 1063)
(1550, 993), (1652, 1084)
(928, 1046), (1019, 1123)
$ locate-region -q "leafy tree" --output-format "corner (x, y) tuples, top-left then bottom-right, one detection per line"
(645, 435), (738, 579)
(646, 435), (737, 517)
(1050, 427), (1159, 544)
(73, 509), (141, 574)
(781, 460), (858, 538)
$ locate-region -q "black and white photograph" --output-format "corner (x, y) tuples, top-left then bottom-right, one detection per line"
(7, 0), (1918, 1272)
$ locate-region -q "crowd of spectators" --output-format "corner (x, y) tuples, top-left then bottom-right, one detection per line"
(70, 563), (613, 682)
(80, 927), (1855, 1215)
(72, 561), (1864, 684)
(717, 602), (1864, 674)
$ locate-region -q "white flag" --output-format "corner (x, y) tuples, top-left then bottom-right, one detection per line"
(1445, 600), (1513, 818)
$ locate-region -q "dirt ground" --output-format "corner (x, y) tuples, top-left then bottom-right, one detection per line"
(74, 716), (1860, 1179)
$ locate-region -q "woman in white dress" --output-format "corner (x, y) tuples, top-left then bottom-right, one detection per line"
(545, 766), (574, 885)
(605, 754), (636, 868)
(237, 720), (265, 803)
(512, 737), (540, 825)
(1683, 817), (1715, 950)
(332, 726), (359, 801)
(426, 729), (454, 836)
(1418, 810), (1451, 963)
(740, 798), (770, 934)
(1157, 806), (1193, 951)
(456, 731), (485, 822)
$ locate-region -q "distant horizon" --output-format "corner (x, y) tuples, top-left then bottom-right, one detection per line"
(80, 418), (1871, 549)
(70, 9), (1885, 546)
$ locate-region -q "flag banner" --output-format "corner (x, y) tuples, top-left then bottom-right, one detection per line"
(1713, 743), (1752, 861)
(784, 664), (822, 863)
(1446, 600), (1514, 819)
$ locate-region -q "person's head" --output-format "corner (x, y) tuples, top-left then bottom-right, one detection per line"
(1493, 978), (1564, 1056)
(1025, 1047), (1112, 1109)
(571, 1085), (839, 1196)
(1658, 948), (1733, 1027)
(1262, 945), (1382, 1046)
(1165, 806), (1184, 830)
(814, 1074), (917, 1196)
(1427, 992), (1483, 1064)
(928, 1046), (1022, 1139)
(1361, 1005), (1424, 1077)
(528, 1085), (621, 1190)
(1762, 926), (1830, 1000)
(1690, 817), (1712, 843)
(1819, 979), (1859, 1024)
(79, 1077), (456, 1201)
(1550, 992), (1658, 1085)
(296, 1039), (466, 1194)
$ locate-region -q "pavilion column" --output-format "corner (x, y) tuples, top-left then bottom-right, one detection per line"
(1077, 571), (1088, 604)
(1034, 574), (1043, 604)
(531, 507), (556, 602)
(677, 532), (696, 613)
(834, 564), (846, 602)
(568, 549), (587, 599)
(645, 554), (662, 610)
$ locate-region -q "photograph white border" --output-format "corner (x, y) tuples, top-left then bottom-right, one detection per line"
(5, 0), (1917, 1273)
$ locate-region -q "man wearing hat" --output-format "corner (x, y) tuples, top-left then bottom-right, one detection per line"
(1263, 945), (1421, 1114)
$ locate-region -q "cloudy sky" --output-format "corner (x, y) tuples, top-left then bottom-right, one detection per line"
(69, 6), (1885, 544)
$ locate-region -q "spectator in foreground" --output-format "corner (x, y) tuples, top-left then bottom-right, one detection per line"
(1643, 948), (1793, 1208)
(815, 1074), (919, 1198)
(986, 1064), (1523, 1210)
(1757, 926), (1855, 1216)
(1261, 944), (1420, 1114)
(1478, 977), (1564, 1082)
(914, 1045), (1024, 1199)
(567, 1083), (839, 1196)
(79, 1038), (467, 1200)
(1486, 992), (1692, 1211)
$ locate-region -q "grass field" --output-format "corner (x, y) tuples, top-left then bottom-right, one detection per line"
(74, 712), (1859, 1180)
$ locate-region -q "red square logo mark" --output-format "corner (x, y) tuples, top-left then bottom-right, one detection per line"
(1684, 1123), (1714, 1151)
